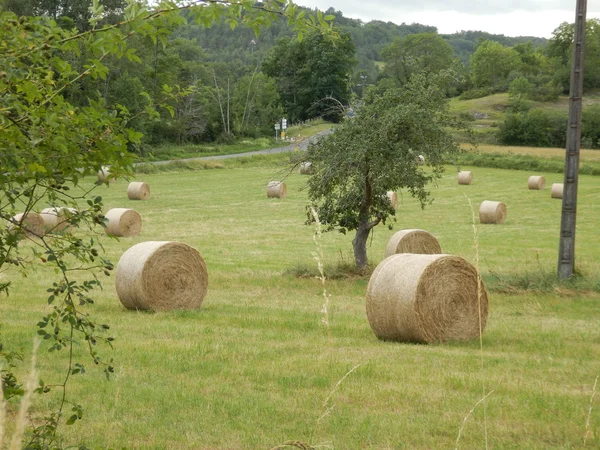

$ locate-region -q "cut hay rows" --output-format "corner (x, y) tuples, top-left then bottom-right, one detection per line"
(115, 241), (208, 311)
(479, 200), (507, 224)
(366, 253), (488, 343)
(7, 212), (44, 238)
(104, 208), (142, 237)
(267, 181), (287, 198)
(127, 182), (150, 200)
(386, 191), (398, 210)
(97, 166), (115, 183)
(40, 207), (77, 234)
(457, 171), (473, 185)
(528, 176), (546, 190)
(384, 229), (442, 257)
(300, 162), (313, 175)
(551, 183), (564, 199)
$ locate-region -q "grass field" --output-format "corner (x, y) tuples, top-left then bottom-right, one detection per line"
(2, 158), (600, 449)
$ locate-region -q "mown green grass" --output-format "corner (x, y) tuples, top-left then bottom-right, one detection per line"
(2, 159), (600, 449)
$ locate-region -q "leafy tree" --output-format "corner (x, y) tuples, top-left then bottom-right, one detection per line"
(0, 0), (331, 446)
(470, 40), (521, 90)
(304, 71), (462, 268)
(263, 29), (356, 122)
(498, 109), (567, 147)
(380, 32), (455, 85)
(547, 19), (600, 92)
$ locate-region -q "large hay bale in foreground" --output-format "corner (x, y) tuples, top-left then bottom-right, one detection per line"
(386, 191), (398, 210)
(479, 200), (506, 224)
(40, 207), (77, 234)
(384, 229), (442, 258)
(7, 212), (44, 238)
(528, 175), (546, 190)
(366, 253), (488, 343)
(300, 162), (313, 175)
(115, 241), (208, 311)
(551, 183), (564, 199)
(127, 182), (150, 200)
(104, 208), (142, 237)
(458, 171), (473, 185)
(267, 181), (287, 198)
(97, 166), (115, 183)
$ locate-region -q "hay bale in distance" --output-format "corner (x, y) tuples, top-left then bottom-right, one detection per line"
(417, 154), (425, 165)
(104, 208), (142, 237)
(267, 181), (287, 198)
(366, 253), (488, 343)
(115, 241), (208, 311)
(40, 207), (77, 234)
(458, 171), (473, 185)
(300, 162), (313, 175)
(97, 166), (115, 183)
(386, 191), (398, 210)
(551, 183), (564, 199)
(528, 176), (546, 190)
(384, 229), (442, 258)
(8, 212), (45, 238)
(127, 182), (150, 200)
(479, 200), (507, 224)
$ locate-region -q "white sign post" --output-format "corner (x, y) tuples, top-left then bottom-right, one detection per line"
(274, 122), (281, 140)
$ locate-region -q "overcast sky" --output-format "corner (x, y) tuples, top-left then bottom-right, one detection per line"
(293, 1), (600, 38)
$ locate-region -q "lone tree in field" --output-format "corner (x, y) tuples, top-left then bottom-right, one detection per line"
(304, 72), (463, 268)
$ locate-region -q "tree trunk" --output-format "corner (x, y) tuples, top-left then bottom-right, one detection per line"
(352, 221), (371, 268)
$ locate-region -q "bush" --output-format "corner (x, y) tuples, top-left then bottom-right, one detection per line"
(458, 87), (493, 100)
(498, 108), (567, 147)
(582, 104), (600, 148)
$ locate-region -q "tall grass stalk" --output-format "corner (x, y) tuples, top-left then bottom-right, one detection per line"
(8, 339), (40, 450)
(317, 364), (362, 424)
(310, 207), (331, 345)
(584, 375), (599, 446)
(456, 196), (491, 449)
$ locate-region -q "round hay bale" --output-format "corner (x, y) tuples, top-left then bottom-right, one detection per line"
(366, 253), (488, 343)
(479, 200), (506, 224)
(385, 229), (442, 258)
(115, 241), (208, 311)
(40, 207), (77, 233)
(97, 166), (115, 183)
(458, 171), (473, 185)
(551, 183), (563, 199)
(267, 181), (287, 198)
(8, 212), (45, 238)
(300, 162), (313, 175)
(127, 182), (150, 200)
(528, 176), (546, 190)
(386, 191), (398, 210)
(104, 208), (142, 237)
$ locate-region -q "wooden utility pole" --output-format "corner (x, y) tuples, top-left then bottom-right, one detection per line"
(558, 0), (587, 279)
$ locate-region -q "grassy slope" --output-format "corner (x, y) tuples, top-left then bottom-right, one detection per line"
(2, 161), (600, 449)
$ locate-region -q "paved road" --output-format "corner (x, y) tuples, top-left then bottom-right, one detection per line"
(148, 128), (333, 166)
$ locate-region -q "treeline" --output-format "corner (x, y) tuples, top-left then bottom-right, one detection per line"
(3, 0), (600, 150)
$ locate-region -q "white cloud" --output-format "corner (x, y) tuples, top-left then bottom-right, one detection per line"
(294, 1), (600, 37)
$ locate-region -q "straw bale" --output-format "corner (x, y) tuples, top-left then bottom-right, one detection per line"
(267, 181), (287, 198)
(366, 253), (488, 343)
(551, 183), (563, 199)
(8, 212), (45, 238)
(384, 229), (442, 258)
(40, 207), (77, 233)
(386, 191), (398, 210)
(479, 200), (506, 224)
(127, 182), (150, 200)
(300, 162), (313, 175)
(527, 175), (546, 190)
(97, 166), (115, 183)
(458, 171), (473, 185)
(104, 208), (142, 237)
(115, 241), (208, 311)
